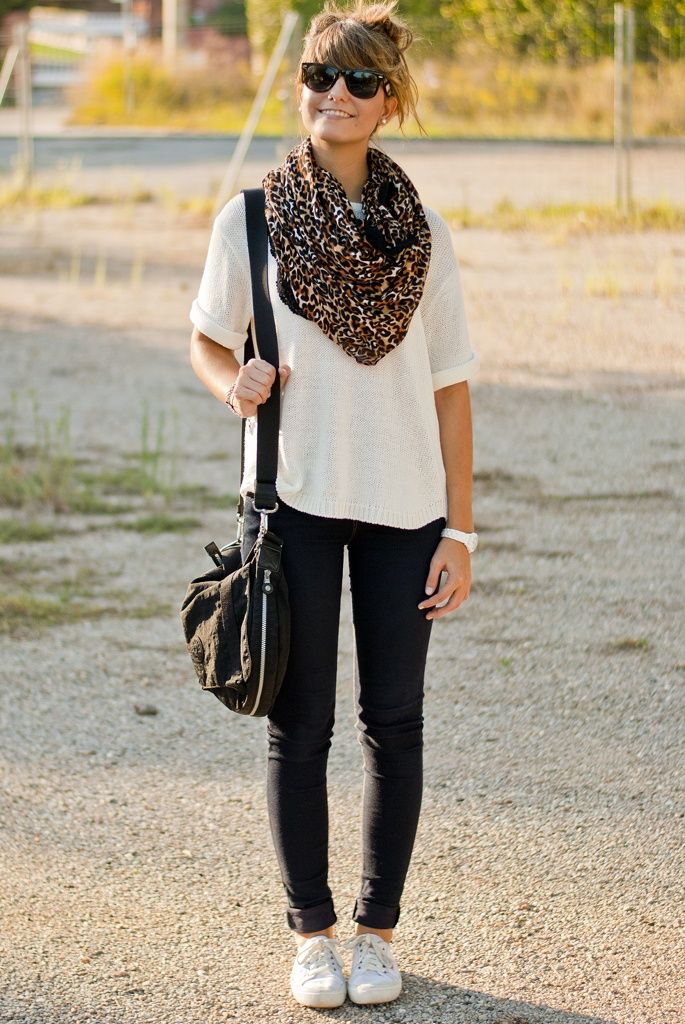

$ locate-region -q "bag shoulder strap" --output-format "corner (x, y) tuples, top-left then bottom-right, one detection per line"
(238, 187), (280, 520)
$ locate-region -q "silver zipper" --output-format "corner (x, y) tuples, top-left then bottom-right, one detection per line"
(250, 570), (271, 715)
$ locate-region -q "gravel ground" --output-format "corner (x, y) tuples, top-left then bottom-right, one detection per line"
(0, 180), (684, 1024)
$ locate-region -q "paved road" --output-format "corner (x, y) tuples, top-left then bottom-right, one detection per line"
(1, 111), (683, 210)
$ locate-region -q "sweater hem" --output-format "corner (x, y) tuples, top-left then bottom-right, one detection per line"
(247, 486), (448, 530)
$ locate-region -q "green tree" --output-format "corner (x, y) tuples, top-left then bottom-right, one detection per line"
(438, 0), (685, 64)
(245, 0), (456, 63)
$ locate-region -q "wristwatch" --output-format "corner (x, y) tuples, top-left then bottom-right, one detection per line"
(441, 527), (478, 553)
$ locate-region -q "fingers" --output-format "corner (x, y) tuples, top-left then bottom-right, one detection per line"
(239, 369), (274, 405)
(238, 379), (269, 405)
(418, 570), (470, 620)
(247, 357), (277, 378)
(418, 580), (466, 611)
(239, 361), (291, 405)
(422, 563), (443, 598)
(424, 585), (469, 620)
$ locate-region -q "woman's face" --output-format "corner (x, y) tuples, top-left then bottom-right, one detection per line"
(298, 61), (398, 146)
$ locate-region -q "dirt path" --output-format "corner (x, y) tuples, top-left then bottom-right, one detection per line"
(0, 198), (683, 1023)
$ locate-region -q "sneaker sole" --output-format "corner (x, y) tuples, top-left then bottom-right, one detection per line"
(291, 983), (347, 1008)
(348, 980), (402, 1005)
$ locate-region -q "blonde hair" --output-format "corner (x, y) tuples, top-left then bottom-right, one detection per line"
(297, 0), (425, 136)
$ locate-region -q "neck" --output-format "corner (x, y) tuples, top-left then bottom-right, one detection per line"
(308, 137), (369, 203)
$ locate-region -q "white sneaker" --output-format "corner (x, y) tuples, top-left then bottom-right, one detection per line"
(345, 932), (402, 1005)
(290, 935), (347, 1008)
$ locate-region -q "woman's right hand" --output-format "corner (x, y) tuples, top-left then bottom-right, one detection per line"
(231, 358), (291, 418)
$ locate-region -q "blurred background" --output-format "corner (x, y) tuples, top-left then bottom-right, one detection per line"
(1, 0), (684, 207)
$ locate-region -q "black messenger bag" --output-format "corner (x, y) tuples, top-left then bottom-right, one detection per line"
(179, 187), (290, 716)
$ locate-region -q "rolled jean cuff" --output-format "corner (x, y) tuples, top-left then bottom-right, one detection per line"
(352, 898), (401, 930)
(286, 899), (337, 934)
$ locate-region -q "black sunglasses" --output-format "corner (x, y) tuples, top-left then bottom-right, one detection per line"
(301, 62), (390, 100)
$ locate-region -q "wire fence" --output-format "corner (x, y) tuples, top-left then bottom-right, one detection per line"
(1, 5), (684, 133)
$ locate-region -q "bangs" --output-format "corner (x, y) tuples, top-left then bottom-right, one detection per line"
(306, 23), (392, 74)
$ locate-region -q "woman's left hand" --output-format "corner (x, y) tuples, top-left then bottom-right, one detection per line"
(418, 538), (472, 620)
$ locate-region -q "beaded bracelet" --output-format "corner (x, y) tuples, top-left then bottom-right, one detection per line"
(224, 383), (239, 414)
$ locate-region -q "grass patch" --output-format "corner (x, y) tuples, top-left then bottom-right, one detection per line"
(470, 576), (529, 596)
(0, 593), (110, 636)
(1, 593), (173, 638)
(443, 198), (685, 234)
(538, 489), (676, 504)
(0, 184), (109, 210)
(114, 513), (202, 534)
(1, 582), (173, 639)
(1, 390), (238, 546)
(529, 549), (575, 560)
(0, 183), (154, 210)
(1, 390), (182, 515)
(606, 636), (651, 653)
(477, 540), (522, 553)
(0, 552), (174, 639)
(3, 181), (683, 241)
(116, 598), (172, 620)
(0, 555), (23, 577)
(0, 519), (64, 543)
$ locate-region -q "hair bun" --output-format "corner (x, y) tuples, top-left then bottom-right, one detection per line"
(357, 3), (413, 52)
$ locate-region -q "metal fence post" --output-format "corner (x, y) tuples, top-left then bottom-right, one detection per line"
(614, 2), (635, 211)
(625, 4), (635, 209)
(213, 10), (300, 215)
(614, 3), (624, 209)
(14, 20), (34, 190)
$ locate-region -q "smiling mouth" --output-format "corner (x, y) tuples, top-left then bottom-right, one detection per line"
(319, 109), (353, 118)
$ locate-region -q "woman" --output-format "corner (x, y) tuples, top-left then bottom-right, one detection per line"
(189, 0), (479, 1009)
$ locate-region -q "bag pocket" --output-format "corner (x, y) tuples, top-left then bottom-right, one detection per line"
(217, 565), (251, 686)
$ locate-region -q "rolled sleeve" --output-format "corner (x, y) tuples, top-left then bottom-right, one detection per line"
(431, 351), (481, 390)
(422, 231), (480, 392)
(189, 299), (247, 350)
(188, 208), (251, 351)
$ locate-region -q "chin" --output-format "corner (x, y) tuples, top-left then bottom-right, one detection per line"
(311, 122), (369, 143)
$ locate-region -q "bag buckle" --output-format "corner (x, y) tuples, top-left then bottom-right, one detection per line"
(253, 499), (279, 538)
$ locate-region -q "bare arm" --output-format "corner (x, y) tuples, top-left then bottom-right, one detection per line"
(434, 380), (474, 532)
(417, 379), (475, 621)
(189, 326), (292, 417)
(189, 326), (241, 404)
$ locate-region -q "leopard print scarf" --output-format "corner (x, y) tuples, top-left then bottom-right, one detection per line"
(261, 136), (431, 366)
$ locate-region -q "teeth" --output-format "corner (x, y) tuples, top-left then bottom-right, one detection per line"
(321, 110), (351, 118)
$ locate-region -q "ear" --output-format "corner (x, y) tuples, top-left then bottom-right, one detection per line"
(383, 95), (398, 122)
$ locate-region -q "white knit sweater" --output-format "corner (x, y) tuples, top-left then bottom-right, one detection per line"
(189, 190), (479, 528)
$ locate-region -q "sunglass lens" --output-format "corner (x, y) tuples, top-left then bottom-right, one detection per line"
(346, 70), (380, 98)
(304, 64), (337, 92)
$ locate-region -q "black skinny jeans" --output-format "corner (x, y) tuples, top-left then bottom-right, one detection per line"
(241, 492), (445, 934)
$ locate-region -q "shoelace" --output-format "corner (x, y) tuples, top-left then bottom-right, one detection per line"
(344, 933), (396, 974)
(296, 937), (343, 978)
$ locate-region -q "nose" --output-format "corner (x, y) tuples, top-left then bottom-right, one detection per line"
(327, 74), (352, 101)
